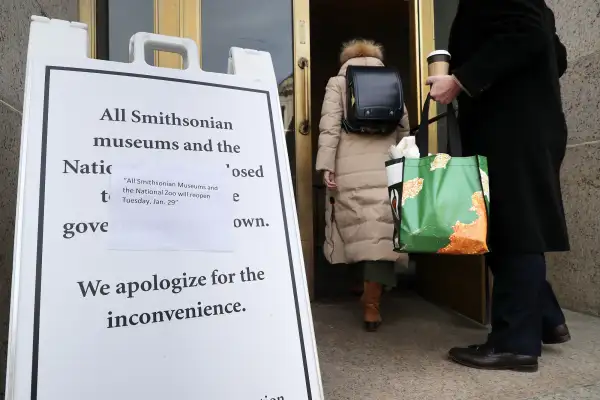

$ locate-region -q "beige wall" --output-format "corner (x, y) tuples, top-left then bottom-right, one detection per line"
(546, 0), (600, 316)
(0, 0), (78, 396)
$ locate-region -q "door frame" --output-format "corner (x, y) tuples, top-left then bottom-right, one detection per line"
(291, 0), (314, 298)
(152, 0), (200, 68)
(409, 0), (437, 152)
(78, 0), (98, 58)
(78, 0), (200, 67)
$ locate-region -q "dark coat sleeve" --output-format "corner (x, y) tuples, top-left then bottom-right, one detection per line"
(554, 36), (567, 77)
(546, 5), (568, 77)
(453, 0), (548, 97)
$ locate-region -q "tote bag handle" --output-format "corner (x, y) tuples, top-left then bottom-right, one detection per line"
(415, 94), (462, 157)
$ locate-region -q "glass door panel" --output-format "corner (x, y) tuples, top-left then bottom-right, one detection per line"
(199, 0), (296, 189)
(193, 0), (314, 296)
(107, 0), (154, 64)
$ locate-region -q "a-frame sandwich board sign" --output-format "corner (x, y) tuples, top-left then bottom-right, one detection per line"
(5, 16), (323, 400)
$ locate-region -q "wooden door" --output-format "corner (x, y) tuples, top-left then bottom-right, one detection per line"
(408, 0), (489, 324)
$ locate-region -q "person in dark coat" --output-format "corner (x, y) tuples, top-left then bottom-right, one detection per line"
(427, 0), (570, 372)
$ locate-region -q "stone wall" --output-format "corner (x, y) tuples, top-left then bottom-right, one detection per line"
(0, 0), (77, 396)
(546, 0), (600, 316)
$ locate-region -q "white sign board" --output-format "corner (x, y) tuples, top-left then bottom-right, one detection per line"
(6, 18), (323, 400)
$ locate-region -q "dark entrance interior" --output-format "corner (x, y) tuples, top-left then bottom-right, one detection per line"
(309, 0), (414, 300)
(308, 0), (489, 325)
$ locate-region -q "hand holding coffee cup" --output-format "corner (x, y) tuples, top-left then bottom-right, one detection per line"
(427, 50), (451, 77)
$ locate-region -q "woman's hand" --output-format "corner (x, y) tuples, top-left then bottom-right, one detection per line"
(324, 170), (337, 189)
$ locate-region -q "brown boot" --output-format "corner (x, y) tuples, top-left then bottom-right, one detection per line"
(361, 281), (383, 332)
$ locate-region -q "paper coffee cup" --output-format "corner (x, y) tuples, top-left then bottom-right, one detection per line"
(427, 50), (451, 76)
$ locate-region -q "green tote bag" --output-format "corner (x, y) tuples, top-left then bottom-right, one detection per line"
(385, 95), (490, 255)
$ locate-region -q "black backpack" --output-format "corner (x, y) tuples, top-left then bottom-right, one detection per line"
(342, 65), (404, 134)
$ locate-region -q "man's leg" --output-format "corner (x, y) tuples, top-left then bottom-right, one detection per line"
(490, 261), (567, 344)
(487, 253), (545, 356)
(541, 279), (571, 344)
(542, 281), (565, 329)
(449, 253), (545, 371)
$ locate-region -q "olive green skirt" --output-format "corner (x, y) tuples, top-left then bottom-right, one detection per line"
(360, 260), (396, 288)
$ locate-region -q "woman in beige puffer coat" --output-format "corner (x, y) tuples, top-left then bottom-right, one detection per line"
(315, 39), (409, 332)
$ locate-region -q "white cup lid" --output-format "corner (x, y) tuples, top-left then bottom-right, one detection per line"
(427, 50), (451, 59)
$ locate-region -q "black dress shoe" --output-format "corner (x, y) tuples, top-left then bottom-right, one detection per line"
(449, 345), (538, 372)
(542, 324), (571, 344)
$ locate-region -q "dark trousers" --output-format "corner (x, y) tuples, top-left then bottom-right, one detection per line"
(486, 253), (566, 357)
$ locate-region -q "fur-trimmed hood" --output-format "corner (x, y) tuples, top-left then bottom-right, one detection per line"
(338, 39), (384, 76)
(340, 39), (384, 64)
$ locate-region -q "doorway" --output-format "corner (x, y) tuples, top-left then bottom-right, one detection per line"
(79, 0), (488, 324)
(308, 0), (489, 324)
(310, 0), (414, 299)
